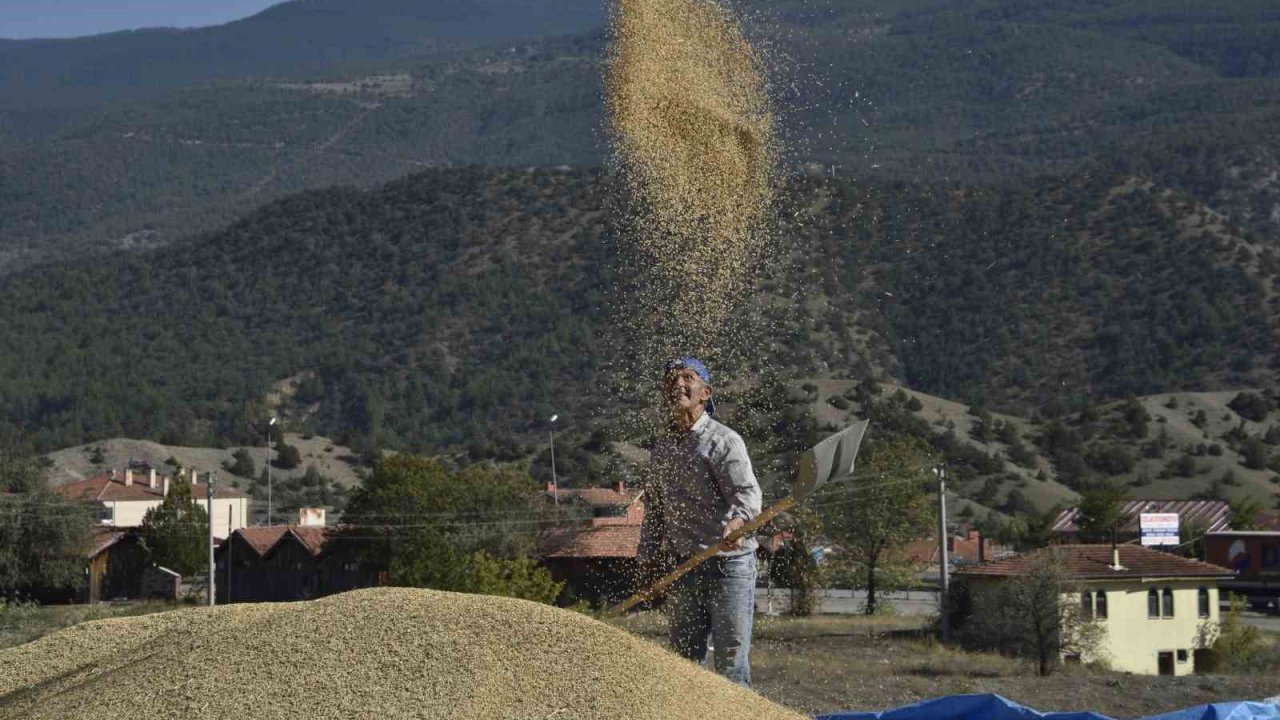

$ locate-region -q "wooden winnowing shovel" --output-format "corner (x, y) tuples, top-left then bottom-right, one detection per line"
(607, 420), (869, 616)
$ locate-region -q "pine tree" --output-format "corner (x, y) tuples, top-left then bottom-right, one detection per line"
(139, 474), (209, 576)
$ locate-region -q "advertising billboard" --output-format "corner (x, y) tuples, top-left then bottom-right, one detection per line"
(1139, 513), (1180, 546)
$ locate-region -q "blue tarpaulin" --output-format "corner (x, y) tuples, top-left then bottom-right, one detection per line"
(818, 694), (1280, 720)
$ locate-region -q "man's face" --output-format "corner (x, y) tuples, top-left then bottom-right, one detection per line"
(664, 368), (711, 416)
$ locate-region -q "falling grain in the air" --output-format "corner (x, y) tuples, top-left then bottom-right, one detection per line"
(607, 0), (778, 369)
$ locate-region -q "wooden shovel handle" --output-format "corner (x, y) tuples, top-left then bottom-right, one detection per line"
(607, 495), (797, 616)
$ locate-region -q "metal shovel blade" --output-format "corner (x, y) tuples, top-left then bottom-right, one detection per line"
(794, 419), (869, 501)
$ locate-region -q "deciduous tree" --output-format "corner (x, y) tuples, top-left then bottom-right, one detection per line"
(337, 456), (550, 593)
(953, 549), (1105, 676)
(821, 437), (933, 615)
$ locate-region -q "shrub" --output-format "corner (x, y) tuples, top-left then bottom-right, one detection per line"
(1228, 392), (1273, 423)
(1197, 595), (1272, 673)
(1240, 437), (1271, 471)
(272, 441), (302, 470)
(468, 552), (563, 605)
(1085, 444), (1136, 476)
(223, 448), (256, 478)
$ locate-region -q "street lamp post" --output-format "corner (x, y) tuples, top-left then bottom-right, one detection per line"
(267, 417), (277, 526)
(549, 414), (559, 505)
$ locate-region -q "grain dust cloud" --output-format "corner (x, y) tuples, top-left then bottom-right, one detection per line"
(606, 0), (779, 408)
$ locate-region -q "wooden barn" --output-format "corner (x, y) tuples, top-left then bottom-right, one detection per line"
(217, 526), (326, 603)
(216, 525), (386, 603)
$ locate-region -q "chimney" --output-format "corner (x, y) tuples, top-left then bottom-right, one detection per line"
(124, 469), (134, 487)
(1109, 546), (1127, 571)
(546, 482), (555, 494)
(298, 508), (326, 527)
(109, 469), (117, 480)
(162, 476), (170, 497)
(615, 480), (625, 494)
(149, 468), (157, 489)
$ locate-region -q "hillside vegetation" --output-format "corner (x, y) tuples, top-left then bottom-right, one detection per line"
(2, 167), (1277, 516)
(3, 0), (1280, 266)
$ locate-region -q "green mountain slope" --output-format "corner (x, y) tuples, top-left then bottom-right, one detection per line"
(0, 0), (606, 109)
(5, 1), (1280, 268)
(1, 168), (1275, 452)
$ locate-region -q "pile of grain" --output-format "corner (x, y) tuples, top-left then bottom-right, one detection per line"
(607, 0), (777, 368)
(0, 588), (804, 720)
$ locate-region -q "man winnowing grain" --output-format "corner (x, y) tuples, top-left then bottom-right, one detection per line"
(640, 357), (762, 687)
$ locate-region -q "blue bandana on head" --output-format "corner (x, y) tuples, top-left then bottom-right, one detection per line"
(664, 357), (715, 415)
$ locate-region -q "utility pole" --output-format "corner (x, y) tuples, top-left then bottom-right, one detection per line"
(227, 506), (233, 604)
(267, 416), (277, 526)
(936, 463), (950, 643)
(207, 471), (217, 607)
(549, 414), (559, 505)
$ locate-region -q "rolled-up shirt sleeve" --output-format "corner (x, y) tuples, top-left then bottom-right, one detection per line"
(714, 435), (762, 524)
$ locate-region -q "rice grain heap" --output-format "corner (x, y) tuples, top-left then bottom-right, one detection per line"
(0, 588), (805, 720)
(607, 0), (777, 366)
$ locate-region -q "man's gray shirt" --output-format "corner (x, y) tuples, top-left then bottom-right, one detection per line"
(640, 413), (763, 559)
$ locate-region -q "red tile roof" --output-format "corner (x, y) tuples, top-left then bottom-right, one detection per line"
(1252, 511), (1280, 531)
(957, 544), (1234, 580)
(235, 526), (291, 556)
(232, 526), (330, 558)
(287, 527), (329, 557)
(1053, 499), (1231, 535)
(547, 486), (642, 507)
(546, 524), (641, 559)
(56, 474), (248, 503)
(88, 527), (128, 558)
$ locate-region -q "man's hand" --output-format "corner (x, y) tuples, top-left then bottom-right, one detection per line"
(720, 517), (746, 550)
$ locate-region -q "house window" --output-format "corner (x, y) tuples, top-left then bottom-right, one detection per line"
(1162, 588), (1174, 618)
(1177, 649), (1189, 663)
(1095, 591), (1108, 619)
(1081, 592), (1093, 620)
(1148, 590), (1159, 618)
(96, 505), (114, 524)
(1198, 588), (1210, 618)
(1263, 545), (1279, 568)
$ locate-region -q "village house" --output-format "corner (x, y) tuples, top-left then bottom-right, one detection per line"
(24, 527), (181, 604)
(1205, 520), (1280, 612)
(957, 544), (1233, 676)
(55, 466), (250, 539)
(217, 525), (326, 603)
(907, 529), (1014, 568)
(215, 509), (385, 603)
(541, 482), (645, 605)
(85, 527), (180, 603)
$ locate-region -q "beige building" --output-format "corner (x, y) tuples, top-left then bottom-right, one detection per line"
(958, 544), (1233, 675)
(56, 467), (250, 540)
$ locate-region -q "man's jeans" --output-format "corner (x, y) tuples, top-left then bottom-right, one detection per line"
(667, 552), (756, 686)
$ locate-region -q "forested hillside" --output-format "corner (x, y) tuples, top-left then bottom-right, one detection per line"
(1, 168), (1274, 454)
(0, 0), (606, 109)
(3, 0), (1280, 268)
